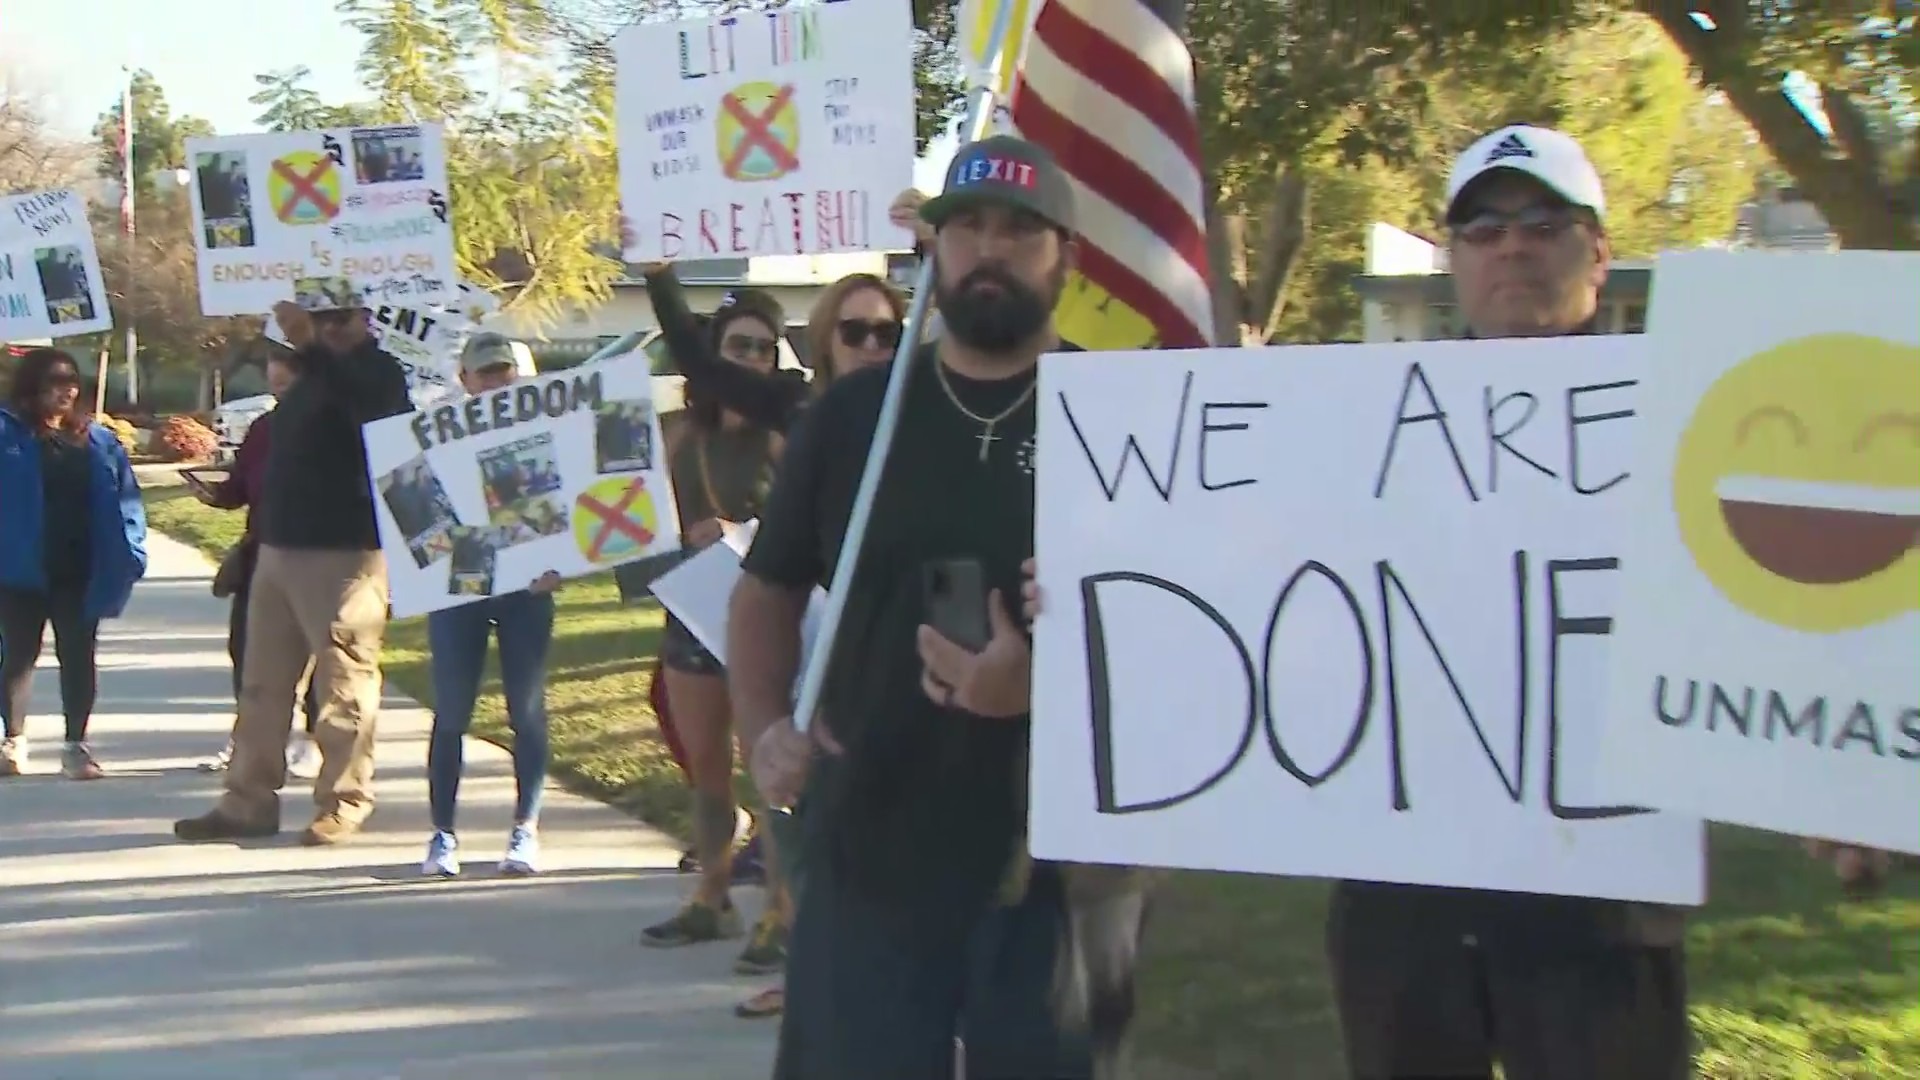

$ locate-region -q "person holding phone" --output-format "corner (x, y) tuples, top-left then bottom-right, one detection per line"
(191, 348), (321, 776)
(726, 136), (1103, 1079)
(0, 348), (148, 780)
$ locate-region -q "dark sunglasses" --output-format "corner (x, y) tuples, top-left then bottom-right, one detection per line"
(45, 371), (82, 389)
(837, 318), (902, 349)
(723, 334), (779, 359)
(1452, 203), (1585, 247)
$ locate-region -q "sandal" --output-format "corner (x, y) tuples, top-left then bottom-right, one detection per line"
(734, 985), (784, 1019)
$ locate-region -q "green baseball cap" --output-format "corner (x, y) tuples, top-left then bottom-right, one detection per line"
(919, 135), (1076, 234)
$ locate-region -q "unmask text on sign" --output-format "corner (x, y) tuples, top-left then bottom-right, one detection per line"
(1028, 340), (1704, 906)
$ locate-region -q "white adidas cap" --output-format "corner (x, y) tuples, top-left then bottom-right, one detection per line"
(1445, 125), (1606, 225)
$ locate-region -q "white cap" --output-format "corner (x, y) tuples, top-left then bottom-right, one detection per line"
(1444, 125), (1606, 224)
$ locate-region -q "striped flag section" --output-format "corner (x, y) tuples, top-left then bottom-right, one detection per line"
(1010, 0), (1214, 348)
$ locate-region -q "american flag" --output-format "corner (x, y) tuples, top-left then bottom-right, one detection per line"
(1009, 0), (1213, 349)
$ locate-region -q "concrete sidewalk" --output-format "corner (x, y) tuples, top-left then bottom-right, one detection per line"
(0, 535), (779, 1079)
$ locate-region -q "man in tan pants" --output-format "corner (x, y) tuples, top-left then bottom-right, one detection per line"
(175, 294), (411, 847)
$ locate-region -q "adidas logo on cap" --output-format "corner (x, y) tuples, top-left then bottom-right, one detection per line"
(1485, 133), (1534, 163)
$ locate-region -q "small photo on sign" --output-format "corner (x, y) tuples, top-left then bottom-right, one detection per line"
(446, 525), (500, 597)
(33, 246), (95, 325)
(593, 399), (655, 474)
(377, 455), (460, 568)
(194, 150), (256, 249)
(294, 276), (362, 311)
(353, 126), (428, 185)
(480, 432), (567, 533)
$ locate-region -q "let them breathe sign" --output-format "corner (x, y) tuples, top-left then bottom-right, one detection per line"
(361, 349), (682, 618)
(1029, 339), (1704, 906)
(613, 0), (916, 261)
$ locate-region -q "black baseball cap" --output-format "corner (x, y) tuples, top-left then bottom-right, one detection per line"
(920, 135), (1075, 234)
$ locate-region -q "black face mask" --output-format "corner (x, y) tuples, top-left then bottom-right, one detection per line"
(936, 264), (1055, 353)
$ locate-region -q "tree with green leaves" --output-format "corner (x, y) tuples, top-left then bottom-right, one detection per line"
(250, 67), (378, 132)
(321, 0), (623, 331)
(1634, 0), (1917, 249)
(91, 69), (215, 198)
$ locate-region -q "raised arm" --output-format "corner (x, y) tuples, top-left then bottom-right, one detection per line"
(642, 263), (810, 431)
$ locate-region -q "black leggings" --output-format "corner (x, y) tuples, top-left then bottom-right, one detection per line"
(0, 583), (100, 743)
(229, 580), (318, 734)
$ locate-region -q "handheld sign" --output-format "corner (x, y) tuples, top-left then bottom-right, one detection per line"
(0, 189), (112, 340)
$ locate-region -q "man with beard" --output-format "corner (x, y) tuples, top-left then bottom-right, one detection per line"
(727, 134), (1094, 1078)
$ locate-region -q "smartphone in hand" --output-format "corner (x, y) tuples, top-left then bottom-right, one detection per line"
(922, 557), (991, 653)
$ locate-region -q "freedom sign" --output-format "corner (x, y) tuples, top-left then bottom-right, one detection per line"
(361, 349), (682, 618)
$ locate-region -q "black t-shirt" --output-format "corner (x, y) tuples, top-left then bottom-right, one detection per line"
(38, 431), (92, 586)
(743, 341), (1079, 902)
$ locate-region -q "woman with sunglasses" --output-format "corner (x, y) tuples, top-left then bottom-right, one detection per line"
(640, 289), (792, 961)
(0, 349), (147, 779)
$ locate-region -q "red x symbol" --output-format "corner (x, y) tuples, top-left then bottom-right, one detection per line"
(721, 84), (800, 176)
(580, 478), (655, 561)
(272, 159), (338, 218)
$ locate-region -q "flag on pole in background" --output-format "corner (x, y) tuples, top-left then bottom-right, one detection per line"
(1009, 0), (1213, 349)
(118, 75), (134, 238)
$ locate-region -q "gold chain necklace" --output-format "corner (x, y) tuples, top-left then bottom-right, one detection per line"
(933, 360), (1038, 462)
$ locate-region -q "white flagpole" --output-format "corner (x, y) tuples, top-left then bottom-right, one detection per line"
(787, 0), (1021, 738)
(121, 67), (139, 406)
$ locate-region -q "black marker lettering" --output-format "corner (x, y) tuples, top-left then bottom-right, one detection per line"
(1377, 553), (1529, 804)
(515, 384), (543, 422)
(1706, 684), (1755, 736)
(1484, 388), (1556, 493)
(571, 370), (606, 410)
(431, 403), (463, 445)
(1373, 361), (1478, 501)
(1653, 676), (1698, 727)
(1082, 572), (1257, 813)
(1546, 557), (1647, 820)
(1567, 380), (1635, 495)
(408, 412), (433, 452)
(1831, 702), (1887, 756)
(1764, 691), (1825, 744)
(1261, 562), (1375, 789)
(490, 388), (515, 431)
(1895, 708), (1920, 761)
(544, 380), (570, 416)
(1198, 401), (1269, 492)
(1058, 372), (1192, 503)
(462, 396), (489, 438)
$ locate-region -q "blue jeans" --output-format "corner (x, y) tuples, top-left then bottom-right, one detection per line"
(425, 590), (555, 831)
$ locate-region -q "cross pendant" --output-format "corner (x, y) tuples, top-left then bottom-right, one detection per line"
(976, 425), (998, 462)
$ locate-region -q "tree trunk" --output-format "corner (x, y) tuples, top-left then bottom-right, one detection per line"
(1641, 2), (1918, 250)
(1203, 164), (1313, 346)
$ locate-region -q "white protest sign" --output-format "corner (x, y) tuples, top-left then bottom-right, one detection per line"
(186, 123), (455, 316)
(651, 519), (827, 669)
(613, 0), (916, 261)
(0, 189), (112, 340)
(1030, 340), (1704, 906)
(1597, 251), (1920, 855)
(362, 350), (682, 618)
(266, 281), (497, 407)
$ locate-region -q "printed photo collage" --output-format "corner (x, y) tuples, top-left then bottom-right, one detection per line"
(376, 398), (661, 597)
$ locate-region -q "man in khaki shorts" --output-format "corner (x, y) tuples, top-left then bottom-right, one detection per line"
(175, 293), (411, 847)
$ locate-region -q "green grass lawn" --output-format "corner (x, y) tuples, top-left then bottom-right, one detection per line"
(143, 481), (1920, 1078)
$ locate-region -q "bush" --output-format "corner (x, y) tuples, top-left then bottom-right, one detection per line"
(156, 415), (219, 463)
(98, 413), (141, 455)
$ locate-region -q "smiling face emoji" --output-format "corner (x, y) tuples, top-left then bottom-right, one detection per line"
(1672, 333), (1920, 633)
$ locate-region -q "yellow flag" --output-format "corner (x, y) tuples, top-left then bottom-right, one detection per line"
(960, 0), (1035, 98)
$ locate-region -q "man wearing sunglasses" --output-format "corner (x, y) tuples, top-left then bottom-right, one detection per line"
(176, 292), (412, 848)
(1325, 125), (1691, 1080)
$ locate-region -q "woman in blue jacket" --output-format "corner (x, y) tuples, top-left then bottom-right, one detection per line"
(0, 348), (148, 779)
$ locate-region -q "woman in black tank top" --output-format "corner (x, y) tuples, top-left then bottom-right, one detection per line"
(640, 293), (788, 960)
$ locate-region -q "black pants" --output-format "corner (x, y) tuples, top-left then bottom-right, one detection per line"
(777, 861), (1095, 1080)
(1328, 892), (1690, 1080)
(0, 583), (100, 743)
(229, 579), (318, 734)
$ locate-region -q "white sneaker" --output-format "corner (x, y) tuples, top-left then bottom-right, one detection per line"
(422, 831), (461, 877)
(286, 736), (321, 780)
(199, 739), (235, 772)
(500, 824), (541, 876)
(0, 736), (26, 777)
